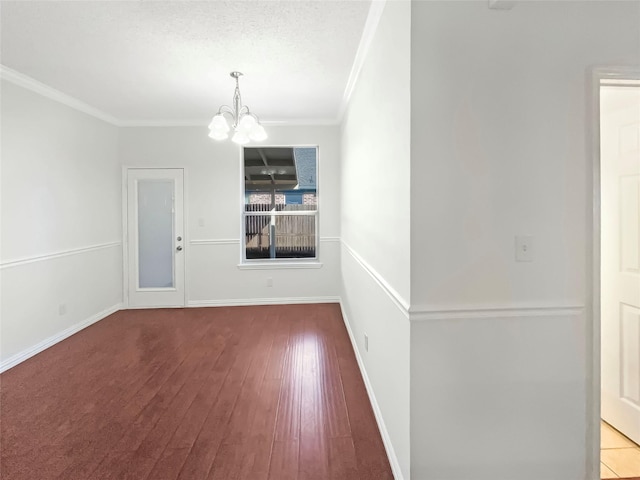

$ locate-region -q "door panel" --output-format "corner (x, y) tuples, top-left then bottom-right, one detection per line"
(621, 175), (640, 273)
(127, 169), (185, 307)
(621, 304), (640, 406)
(601, 85), (640, 444)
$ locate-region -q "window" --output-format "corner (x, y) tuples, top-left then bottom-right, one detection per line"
(242, 146), (318, 262)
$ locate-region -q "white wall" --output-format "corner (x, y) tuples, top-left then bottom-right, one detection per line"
(409, 1), (640, 479)
(341, 2), (411, 305)
(410, 0), (639, 308)
(118, 125), (341, 305)
(1, 80), (122, 368)
(340, 1), (412, 478)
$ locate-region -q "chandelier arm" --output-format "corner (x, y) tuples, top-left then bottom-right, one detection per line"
(249, 112), (262, 123)
(238, 108), (264, 126)
(217, 105), (235, 116)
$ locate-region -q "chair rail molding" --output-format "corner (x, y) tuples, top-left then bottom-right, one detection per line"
(0, 241), (122, 270)
(341, 240), (410, 318)
(189, 238), (240, 246)
(409, 303), (585, 322)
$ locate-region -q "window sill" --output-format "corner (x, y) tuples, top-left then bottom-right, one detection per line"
(237, 261), (323, 270)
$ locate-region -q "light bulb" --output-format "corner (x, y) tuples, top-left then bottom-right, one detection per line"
(208, 129), (228, 141)
(238, 114), (257, 133)
(232, 130), (250, 145)
(208, 114), (229, 133)
(248, 123), (267, 142)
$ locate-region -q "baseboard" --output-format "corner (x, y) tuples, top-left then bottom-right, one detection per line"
(187, 296), (341, 308)
(338, 299), (404, 480)
(0, 303), (123, 373)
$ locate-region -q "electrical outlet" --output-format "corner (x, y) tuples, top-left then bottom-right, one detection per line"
(515, 235), (533, 262)
(266, 277), (273, 287)
(58, 304), (67, 315)
(364, 333), (369, 352)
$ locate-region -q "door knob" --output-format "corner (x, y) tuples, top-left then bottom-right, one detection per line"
(176, 246), (183, 251)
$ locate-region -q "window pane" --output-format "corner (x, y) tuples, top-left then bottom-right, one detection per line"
(274, 214), (316, 258)
(137, 180), (174, 288)
(243, 146), (318, 261)
(245, 214), (316, 259)
(245, 214), (271, 259)
(244, 147), (317, 211)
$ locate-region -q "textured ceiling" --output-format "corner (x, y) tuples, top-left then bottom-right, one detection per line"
(0, 1), (372, 124)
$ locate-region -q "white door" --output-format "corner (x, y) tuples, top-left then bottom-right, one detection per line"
(601, 84), (640, 444)
(126, 168), (185, 308)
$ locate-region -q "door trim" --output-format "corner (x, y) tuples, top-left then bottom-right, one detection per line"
(588, 66), (640, 480)
(122, 166), (188, 308)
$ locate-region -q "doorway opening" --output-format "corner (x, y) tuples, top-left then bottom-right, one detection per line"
(596, 73), (640, 479)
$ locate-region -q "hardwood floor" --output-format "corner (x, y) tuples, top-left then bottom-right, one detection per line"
(0, 304), (392, 480)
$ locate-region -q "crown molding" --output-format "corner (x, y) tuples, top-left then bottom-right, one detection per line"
(336, 0), (387, 123)
(261, 118), (340, 127)
(118, 118), (340, 128)
(0, 65), (346, 128)
(117, 118), (209, 128)
(0, 65), (120, 126)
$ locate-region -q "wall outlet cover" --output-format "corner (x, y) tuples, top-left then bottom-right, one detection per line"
(515, 235), (534, 262)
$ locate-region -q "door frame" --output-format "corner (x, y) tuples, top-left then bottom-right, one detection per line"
(121, 166), (188, 308)
(588, 66), (640, 480)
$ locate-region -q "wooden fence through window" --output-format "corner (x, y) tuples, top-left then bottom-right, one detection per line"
(245, 204), (316, 258)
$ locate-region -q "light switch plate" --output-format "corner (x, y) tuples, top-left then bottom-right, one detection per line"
(515, 235), (533, 262)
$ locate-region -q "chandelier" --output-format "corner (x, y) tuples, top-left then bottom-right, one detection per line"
(208, 71), (267, 144)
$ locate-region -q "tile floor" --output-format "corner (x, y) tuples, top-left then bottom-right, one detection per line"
(601, 421), (640, 479)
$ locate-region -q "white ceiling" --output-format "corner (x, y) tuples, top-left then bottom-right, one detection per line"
(0, 1), (373, 125)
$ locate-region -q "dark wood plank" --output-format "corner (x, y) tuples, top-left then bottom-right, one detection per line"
(267, 440), (299, 480)
(298, 311), (330, 480)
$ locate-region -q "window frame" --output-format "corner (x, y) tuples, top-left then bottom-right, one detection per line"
(239, 145), (320, 267)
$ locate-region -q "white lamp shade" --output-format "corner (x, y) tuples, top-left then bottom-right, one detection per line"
(208, 130), (228, 141)
(238, 114), (257, 133)
(208, 114), (230, 132)
(248, 123), (267, 142)
(232, 130), (250, 144)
